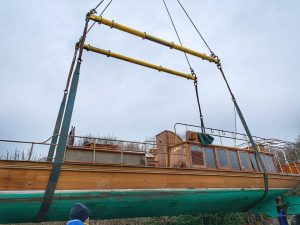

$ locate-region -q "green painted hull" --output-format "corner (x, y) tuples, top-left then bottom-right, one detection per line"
(0, 189), (299, 224)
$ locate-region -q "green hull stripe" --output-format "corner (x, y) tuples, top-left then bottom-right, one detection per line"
(0, 189), (299, 223)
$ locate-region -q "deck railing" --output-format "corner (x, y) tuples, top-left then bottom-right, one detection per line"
(174, 123), (294, 151)
(66, 135), (158, 166)
(0, 128), (299, 176)
(0, 136), (56, 161)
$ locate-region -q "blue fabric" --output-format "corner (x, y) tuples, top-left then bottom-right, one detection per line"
(66, 219), (84, 225)
(277, 210), (289, 225)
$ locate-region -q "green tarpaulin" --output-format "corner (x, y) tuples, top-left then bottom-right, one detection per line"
(197, 133), (214, 146)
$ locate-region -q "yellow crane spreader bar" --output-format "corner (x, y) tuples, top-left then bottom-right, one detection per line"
(83, 44), (195, 80)
(88, 14), (219, 64)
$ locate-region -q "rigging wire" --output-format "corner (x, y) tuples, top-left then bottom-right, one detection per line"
(162, 0), (205, 133)
(87, 0), (114, 34)
(64, 47), (79, 93)
(91, 0), (105, 13)
(162, 0), (192, 71)
(176, 0), (215, 56)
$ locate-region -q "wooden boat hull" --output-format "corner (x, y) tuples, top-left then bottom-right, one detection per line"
(0, 160), (300, 223)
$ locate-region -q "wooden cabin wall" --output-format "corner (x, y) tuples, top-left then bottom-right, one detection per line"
(186, 131), (199, 142)
(169, 143), (190, 168)
(155, 131), (182, 167)
(65, 147), (145, 165)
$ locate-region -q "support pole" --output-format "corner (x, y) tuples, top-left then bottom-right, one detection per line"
(83, 44), (195, 80)
(88, 14), (219, 64)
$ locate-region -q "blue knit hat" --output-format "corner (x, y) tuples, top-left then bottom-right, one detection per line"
(70, 203), (90, 222)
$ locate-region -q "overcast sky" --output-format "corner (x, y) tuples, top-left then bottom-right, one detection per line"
(0, 0), (299, 155)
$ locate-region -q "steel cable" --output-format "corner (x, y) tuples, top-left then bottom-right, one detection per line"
(176, 0), (215, 56)
(162, 0), (205, 132)
(87, 0), (114, 34)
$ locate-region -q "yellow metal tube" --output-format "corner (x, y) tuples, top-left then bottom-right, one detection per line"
(83, 44), (195, 80)
(88, 14), (219, 64)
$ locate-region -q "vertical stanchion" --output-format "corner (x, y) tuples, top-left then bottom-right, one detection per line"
(28, 142), (34, 161)
(93, 141), (96, 164)
(144, 144), (147, 166)
(121, 147), (123, 165)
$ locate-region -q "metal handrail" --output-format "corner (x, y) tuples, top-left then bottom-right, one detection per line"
(71, 135), (157, 146)
(1, 132), (298, 174)
(0, 135), (58, 146)
(174, 123), (293, 148)
(0, 135), (58, 161)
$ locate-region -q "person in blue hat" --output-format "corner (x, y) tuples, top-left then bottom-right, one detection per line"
(66, 203), (91, 225)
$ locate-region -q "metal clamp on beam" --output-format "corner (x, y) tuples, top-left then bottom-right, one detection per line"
(88, 14), (219, 64)
(83, 44), (195, 80)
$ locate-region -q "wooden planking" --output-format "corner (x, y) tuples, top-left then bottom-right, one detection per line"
(65, 149), (145, 165)
(0, 160), (299, 191)
(156, 130), (182, 167)
(169, 143), (189, 168)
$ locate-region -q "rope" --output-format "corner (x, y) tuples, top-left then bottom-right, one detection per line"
(64, 47), (79, 93)
(176, 0), (215, 56)
(87, 0), (114, 34)
(162, 0), (205, 132)
(78, 20), (90, 61)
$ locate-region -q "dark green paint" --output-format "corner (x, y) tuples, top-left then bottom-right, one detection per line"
(0, 189), (298, 224)
(197, 133), (214, 146)
(36, 61), (82, 222)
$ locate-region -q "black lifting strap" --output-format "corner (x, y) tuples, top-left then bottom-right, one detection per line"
(217, 63), (269, 210)
(35, 15), (90, 223)
(176, 0), (269, 208)
(192, 71), (205, 133)
(36, 2), (116, 220)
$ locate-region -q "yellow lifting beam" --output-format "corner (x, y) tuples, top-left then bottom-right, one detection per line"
(83, 44), (195, 80)
(88, 14), (219, 64)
